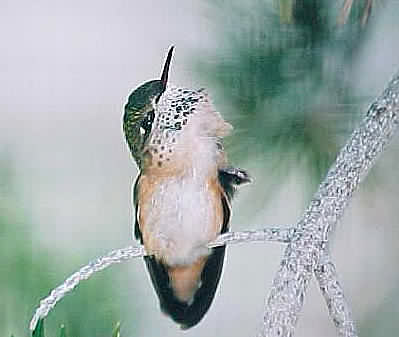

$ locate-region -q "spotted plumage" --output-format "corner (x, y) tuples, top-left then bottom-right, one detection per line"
(146, 87), (213, 168)
(123, 47), (251, 329)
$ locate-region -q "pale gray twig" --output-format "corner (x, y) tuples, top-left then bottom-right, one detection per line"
(29, 226), (294, 331)
(29, 245), (146, 331)
(315, 248), (357, 337)
(259, 73), (399, 337)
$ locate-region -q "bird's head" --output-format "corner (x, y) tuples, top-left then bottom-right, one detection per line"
(123, 46), (174, 167)
(124, 47), (232, 171)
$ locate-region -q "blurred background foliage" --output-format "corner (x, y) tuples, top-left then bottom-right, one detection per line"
(1, 0), (399, 337)
(195, 0), (377, 189)
(0, 156), (123, 336)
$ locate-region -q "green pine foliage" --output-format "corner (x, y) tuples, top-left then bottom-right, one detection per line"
(58, 325), (66, 337)
(194, 0), (374, 186)
(32, 320), (44, 337)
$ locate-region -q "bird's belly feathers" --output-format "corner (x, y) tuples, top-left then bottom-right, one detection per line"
(139, 174), (223, 267)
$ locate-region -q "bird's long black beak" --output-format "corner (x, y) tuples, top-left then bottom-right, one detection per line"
(160, 46), (174, 92)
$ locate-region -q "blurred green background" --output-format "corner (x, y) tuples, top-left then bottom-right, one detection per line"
(1, 1), (399, 336)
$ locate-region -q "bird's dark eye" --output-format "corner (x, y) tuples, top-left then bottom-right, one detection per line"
(141, 109), (155, 139)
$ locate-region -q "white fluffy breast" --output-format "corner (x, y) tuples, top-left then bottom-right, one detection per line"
(142, 174), (221, 266)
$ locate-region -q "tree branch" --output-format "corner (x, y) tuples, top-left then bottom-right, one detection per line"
(315, 248), (357, 337)
(29, 227), (294, 331)
(259, 73), (399, 337)
(29, 245), (146, 331)
(208, 227), (296, 247)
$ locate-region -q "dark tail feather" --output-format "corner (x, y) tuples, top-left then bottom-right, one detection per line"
(144, 246), (226, 329)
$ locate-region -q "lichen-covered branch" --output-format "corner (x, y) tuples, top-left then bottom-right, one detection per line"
(208, 227), (296, 248)
(29, 245), (146, 331)
(29, 226), (294, 331)
(315, 248), (357, 337)
(259, 74), (399, 337)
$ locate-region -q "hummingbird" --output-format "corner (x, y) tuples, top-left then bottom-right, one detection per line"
(123, 47), (251, 329)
